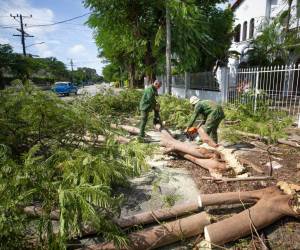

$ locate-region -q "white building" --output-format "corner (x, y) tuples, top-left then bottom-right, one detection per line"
(229, 0), (300, 68)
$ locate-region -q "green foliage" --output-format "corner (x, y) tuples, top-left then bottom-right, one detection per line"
(0, 83), (150, 248)
(222, 95), (293, 143)
(86, 89), (143, 119)
(84, 0), (233, 84)
(159, 95), (192, 129)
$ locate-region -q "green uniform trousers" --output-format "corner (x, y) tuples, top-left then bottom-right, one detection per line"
(203, 106), (225, 143)
(139, 110), (160, 138)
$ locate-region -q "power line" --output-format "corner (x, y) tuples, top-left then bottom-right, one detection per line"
(26, 12), (91, 28)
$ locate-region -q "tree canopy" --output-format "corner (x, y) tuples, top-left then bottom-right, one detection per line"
(84, 0), (233, 87)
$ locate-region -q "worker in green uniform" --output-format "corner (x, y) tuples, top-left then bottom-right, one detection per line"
(186, 96), (225, 143)
(138, 80), (162, 141)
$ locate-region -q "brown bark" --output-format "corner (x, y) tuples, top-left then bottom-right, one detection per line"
(82, 212), (211, 250)
(201, 176), (274, 182)
(84, 134), (130, 144)
(115, 202), (201, 228)
(198, 186), (276, 207)
(204, 187), (298, 246)
(111, 124), (140, 135)
(181, 153), (227, 175)
(197, 127), (218, 148)
(160, 129), (209, 159)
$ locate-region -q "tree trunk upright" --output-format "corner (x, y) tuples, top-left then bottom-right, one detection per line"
(166, 3), (172, 95)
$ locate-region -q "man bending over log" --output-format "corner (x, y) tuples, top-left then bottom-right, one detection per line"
(186, 96), (225, 143)
(138, 80), (162, 142)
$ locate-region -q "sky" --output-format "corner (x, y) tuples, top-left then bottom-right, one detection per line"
(0, 0), (105, 74)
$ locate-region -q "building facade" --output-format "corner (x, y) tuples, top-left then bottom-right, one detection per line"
(229, 0), (300, 68)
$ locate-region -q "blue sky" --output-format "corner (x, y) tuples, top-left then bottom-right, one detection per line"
(0, 0), (105, 74)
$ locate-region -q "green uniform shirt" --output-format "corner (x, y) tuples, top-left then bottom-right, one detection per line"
(139, 85), (158, 112)
(187, 100), (220, 128)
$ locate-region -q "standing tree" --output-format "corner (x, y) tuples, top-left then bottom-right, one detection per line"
(84, 0), (232, 87)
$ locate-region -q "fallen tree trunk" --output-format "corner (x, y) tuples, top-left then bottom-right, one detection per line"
(197, 127), (218, 148)
(82, 212), (211, 250)
(160, 129), (210, 159)
(198, 187), (276, 207)
(24, 201), (202, 232)
(201, 176), (274, 182)
(204, 184), (300, 247)
(84, 134), (131, 144)
(116, 202), (201, 228)
(181, 153), (227, 176)
(111, 124), (140, 135)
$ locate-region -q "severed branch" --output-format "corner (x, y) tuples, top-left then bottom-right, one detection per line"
(201, 176), (274, 183)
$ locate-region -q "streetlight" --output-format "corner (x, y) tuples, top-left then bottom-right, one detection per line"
(25, 42), (45, 48)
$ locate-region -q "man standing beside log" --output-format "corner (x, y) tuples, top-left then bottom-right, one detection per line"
(138, 80), (162, 141)
(186, 96), (225, 143)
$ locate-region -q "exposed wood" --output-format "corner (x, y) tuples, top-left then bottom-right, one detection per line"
(197, 127), (218, 148)
(181, 153), (227, 176)
(115, 202), (201, 228)
(160, 129), (210, 159)
(82, 212), (211, 250)
(198, 187), (276, 207)
(84, 134), (130, 144)
(110, 124), (140, 135)
(201, 176), (274, 182)
(204, 185), (299, 247)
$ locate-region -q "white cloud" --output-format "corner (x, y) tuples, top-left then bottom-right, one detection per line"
(34, 43), (53, 58)
(0, 37), (10, 44)
(68, 44), (86, 55)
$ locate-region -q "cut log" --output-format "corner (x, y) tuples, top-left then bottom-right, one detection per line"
(111, 124), (140, 135)
(115, 202), (201, 228)
(201, 176), (274, 182)
(82, 212), (211, 250)
(84, 134), (130, 144)
(160, 129), (209, 159)
(197, 127), (218, 148)
(180, 153), (227, 175)
(198, 187), (277, 207)
(204, 185), (299, 247)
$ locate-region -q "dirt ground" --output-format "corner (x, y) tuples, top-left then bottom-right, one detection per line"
(168, 131), (300, 250)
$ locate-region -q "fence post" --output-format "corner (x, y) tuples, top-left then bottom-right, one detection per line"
(184, 72), (190, 99)
(254, 69), (260, 112)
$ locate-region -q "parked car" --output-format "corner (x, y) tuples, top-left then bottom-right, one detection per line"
(52, 82), (78, 96)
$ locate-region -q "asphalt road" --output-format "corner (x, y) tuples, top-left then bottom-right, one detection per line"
(59, 83), (111, 101)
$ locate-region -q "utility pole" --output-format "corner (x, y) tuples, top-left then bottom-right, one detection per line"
(166, 3), (172, 95)
(11, 14), (33, 56)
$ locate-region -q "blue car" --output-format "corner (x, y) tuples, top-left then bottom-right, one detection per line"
(52, 82), (78, 96)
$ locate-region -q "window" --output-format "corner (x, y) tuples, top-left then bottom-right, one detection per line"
(234, 24), (241, 42)
(242, 21), (248, 41)
(249, 18), (255, 39)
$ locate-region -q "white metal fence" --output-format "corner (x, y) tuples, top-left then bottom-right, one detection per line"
(228, 65), (300, 117)
(158, 71), (219, 91)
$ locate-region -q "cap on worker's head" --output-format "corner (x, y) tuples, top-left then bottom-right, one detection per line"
(190, 96), (200, 105)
